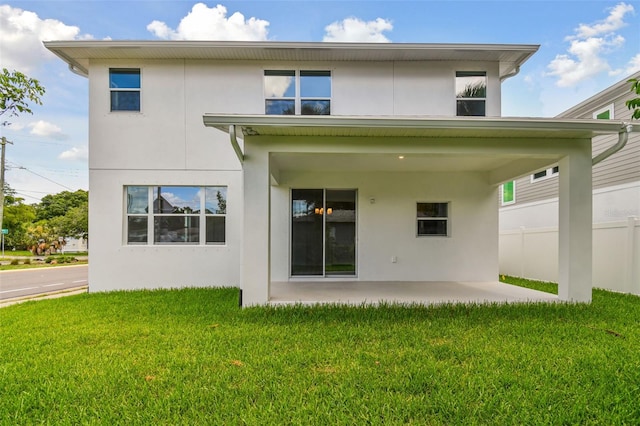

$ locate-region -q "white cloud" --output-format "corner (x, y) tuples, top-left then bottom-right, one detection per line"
(546, 2), (635, 87)
(0, 5), (92, 72)
(58, 146), (88, 161)
(574, 2), (634, 38)
(29, 120), (66, 139)
(323, 17), (392, 42)
(625, 53), (640, 75)
(147, 3), (269, 40)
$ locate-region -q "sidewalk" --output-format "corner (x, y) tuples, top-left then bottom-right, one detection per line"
(0, 285), (88, 308)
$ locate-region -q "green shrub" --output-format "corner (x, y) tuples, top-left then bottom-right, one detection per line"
(23, 258), (31, 265)
(10, 259), (19, 265)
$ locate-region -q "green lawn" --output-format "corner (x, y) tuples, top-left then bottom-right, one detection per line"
(1, 283), (639, 424)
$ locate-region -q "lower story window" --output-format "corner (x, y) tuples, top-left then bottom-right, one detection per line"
(125, 186), (226, 245)
(417, 202), (449, 236)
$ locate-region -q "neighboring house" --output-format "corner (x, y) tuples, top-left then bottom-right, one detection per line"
(499, 72), (640, 294)
(45, 40), (637, 305)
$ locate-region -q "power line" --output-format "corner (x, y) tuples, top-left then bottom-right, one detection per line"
(13, 164), (74, 191)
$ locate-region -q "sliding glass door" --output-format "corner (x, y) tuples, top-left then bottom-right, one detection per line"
(291, 189), (356, 277)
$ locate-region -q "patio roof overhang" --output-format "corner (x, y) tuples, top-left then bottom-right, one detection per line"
(203, 115), (638, 184)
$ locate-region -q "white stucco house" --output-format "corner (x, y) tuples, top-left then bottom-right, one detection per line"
(45, 40), (638, 305)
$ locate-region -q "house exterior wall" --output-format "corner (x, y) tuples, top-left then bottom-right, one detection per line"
(88, 57), (502, 291)
(271, 171), (499, 283)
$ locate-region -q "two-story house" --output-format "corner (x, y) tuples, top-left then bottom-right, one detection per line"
(44, 40), (636, 305)
(500, 72), (640, 294)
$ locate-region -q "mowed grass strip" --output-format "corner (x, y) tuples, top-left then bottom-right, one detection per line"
(1, 284), (640, 425)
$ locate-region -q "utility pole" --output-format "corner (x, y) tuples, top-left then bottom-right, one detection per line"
(0, 136), (13, 233)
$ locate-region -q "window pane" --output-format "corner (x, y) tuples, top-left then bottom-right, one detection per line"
(206, 216), (226, 243)
(266, 100), (295, 115)
(154, 216), (199, 243)
(596, 110), (610, 119)
(456, 72), (486, 98)
(264, 71), (295, 97)
(205, 187), (227, 214)
(110, 69), (140, 89)
(417, 203), (448, 218)
(300, 71), (331, 97)
(111, 91), (140, 111)
(301, 100), (330, 115)
(502, 181), (515, 204)
(127, 217), (148, 243)
(153, 187), (201, 214)
(291, 189), (324, 276)
(418, 220), (448, 236)
(456, 100), (485, 116)
(127, 186), (148, 214)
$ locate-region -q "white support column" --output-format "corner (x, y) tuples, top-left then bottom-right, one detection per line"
(241, 142), (270, 306)
(558, 144), (592, 302)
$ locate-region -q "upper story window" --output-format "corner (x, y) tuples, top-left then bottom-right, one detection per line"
(593, 103), (615, 119)
(110, 68), (140, 112)
(264, 70), (331, 115)
(456, 71), (486, 116)
(501, 181), (516, 205)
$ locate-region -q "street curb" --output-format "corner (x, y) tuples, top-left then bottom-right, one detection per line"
(0, 285), (88, 308)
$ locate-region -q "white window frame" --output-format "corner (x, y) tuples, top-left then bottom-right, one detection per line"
(124, 186), (227, 246)
(501, 181), (516, 206)
(264, 69), (332, 115)
(593, 103), (615, 120)
(416, 202), (450, 237)
(531, 165), (559, 183)
(455, 71), (487, 117)
(109, 68), (141, 112)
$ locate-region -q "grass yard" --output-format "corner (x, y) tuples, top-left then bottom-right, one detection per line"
(1, 283), (640, 424)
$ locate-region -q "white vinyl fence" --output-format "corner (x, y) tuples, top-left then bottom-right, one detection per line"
(499, 217), (640, 294)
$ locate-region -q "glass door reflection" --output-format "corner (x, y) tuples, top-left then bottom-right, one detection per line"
(291, 189), (356, 277)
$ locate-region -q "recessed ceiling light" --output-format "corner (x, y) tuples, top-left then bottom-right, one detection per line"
(398, 155), (405, 159)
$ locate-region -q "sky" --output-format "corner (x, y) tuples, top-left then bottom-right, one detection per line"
(0, 0), (638, 203)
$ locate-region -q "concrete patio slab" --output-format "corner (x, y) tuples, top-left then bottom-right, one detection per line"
(269, 281), (558, 306)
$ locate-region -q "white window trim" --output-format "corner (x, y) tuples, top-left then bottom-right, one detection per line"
(501, 181), (516, 206)
(593, 103), (615, 120)
(124, 186), (226, 246)
(416, 202), (450, 237)
(264, 69), (332, 115)
(531, 166), (559, 183)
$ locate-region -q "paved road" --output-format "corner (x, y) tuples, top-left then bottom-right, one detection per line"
(0, 265), (88, 300)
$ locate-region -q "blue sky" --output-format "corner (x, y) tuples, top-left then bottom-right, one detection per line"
(0, 0), (638, 202)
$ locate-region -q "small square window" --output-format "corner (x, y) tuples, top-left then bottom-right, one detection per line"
(417, 202), (449, 236)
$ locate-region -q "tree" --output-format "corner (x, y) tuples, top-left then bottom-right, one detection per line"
(1, 68), (46, 234)
(626, 78), (640, 120)
(2, 187), (36, 249)
(0, 68), (46, 123)
(49, 201), (88, 240)
(36, 189), (88, 221)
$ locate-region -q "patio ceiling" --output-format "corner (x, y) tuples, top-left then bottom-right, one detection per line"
(204, 115), (638, 184)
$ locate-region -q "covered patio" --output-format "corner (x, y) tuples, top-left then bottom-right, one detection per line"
(203, 114), (634, 306)
(270, 280), (558, 306)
